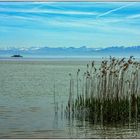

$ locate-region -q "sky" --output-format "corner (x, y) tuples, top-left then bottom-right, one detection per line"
(0, 2), (140, 49)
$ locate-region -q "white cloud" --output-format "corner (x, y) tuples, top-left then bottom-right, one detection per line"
(0, 7), (98, 16)
(127, 14), (140, 19)
(0, 14), (36, 21)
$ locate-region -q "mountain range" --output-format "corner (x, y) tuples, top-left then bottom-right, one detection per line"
(0, 46), (140, 57)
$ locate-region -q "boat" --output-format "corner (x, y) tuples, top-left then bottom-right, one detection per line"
(11, 54), (23, 58)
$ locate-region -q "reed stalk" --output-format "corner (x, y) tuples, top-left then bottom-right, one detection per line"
(65, 56), (140, 125)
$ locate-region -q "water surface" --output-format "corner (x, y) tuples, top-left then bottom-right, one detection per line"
(0, 58), (140, 138)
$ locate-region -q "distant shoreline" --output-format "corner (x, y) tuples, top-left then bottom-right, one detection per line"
(0, 57), (101, 62)
(0, 56), (140, 63)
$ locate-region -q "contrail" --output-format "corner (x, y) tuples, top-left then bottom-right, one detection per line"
(97, 2), (137, 18)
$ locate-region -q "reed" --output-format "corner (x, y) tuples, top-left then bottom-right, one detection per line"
(65, 56), (140, 124)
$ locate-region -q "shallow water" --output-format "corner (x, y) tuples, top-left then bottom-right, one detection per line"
(0, 58), (140, 138)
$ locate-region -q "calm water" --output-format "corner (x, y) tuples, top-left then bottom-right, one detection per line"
(0, 58), (140, 138)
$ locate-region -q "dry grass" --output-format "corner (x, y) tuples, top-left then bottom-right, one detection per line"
(65, 56), (140, 124)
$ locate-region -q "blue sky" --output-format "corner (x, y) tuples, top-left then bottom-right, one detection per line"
(0, 2), (140, 49)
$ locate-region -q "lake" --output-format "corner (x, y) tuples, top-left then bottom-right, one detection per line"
(0, 58), (140, 138)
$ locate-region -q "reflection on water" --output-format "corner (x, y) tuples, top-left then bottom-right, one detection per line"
(0, 59), (140, 138)
(65, 118), (140, 139)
